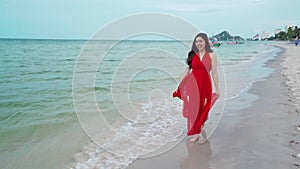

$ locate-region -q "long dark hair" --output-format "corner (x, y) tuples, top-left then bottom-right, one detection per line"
(186, 33), (213, 69)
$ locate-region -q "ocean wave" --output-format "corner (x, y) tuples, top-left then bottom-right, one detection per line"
(68, 99), (185, 169)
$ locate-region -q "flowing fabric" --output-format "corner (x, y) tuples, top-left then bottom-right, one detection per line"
(173, 52), (218, 136)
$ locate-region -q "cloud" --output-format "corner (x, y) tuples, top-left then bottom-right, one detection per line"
(154, 2), (220, 12)
(272, 19), (300, 26)
(151, 0), (268, 12)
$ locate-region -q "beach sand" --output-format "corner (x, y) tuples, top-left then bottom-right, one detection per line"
(127, 43), (300, 169)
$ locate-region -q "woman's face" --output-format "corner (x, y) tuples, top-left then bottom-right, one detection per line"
(195, 36), (206, 52)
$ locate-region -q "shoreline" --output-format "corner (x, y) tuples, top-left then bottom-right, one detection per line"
(128, 43), (300, 169)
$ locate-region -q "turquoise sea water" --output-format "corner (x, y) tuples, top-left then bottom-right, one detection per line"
(0, 39), (282, 169)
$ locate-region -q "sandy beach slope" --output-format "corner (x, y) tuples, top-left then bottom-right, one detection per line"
(127, 43), (300, 169)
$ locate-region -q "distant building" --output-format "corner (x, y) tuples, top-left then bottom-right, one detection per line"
(285, 25), (296, 32)
(275, 29), (281, 35)
(261, 31), (271, 40)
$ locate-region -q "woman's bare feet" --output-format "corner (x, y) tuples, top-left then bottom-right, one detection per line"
(188, 135), (199, 143)
(198, 130), (208, 144)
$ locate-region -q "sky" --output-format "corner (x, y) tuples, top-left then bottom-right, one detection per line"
(0, 0), (299, 39)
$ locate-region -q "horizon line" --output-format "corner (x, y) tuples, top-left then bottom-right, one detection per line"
(0, 37), (196, 42)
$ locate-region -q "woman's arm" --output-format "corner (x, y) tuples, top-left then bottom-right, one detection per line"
(181, 67), (191, 81)
(211, 52), (220, 97)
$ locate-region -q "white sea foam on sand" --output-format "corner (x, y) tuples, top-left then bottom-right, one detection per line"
(68, 99), (187, 169)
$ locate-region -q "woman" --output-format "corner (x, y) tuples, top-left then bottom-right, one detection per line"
(173, 33), (220, 142)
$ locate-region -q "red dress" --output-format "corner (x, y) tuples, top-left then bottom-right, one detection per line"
(173, 52), (218, 136)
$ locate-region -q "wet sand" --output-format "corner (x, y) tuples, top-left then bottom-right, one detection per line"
(128, 43), (300, 169)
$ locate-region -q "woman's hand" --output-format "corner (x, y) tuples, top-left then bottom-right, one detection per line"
(215, 90), (220, 98)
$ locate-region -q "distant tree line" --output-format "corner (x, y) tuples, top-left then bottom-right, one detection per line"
(267, 26), (300, 40)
